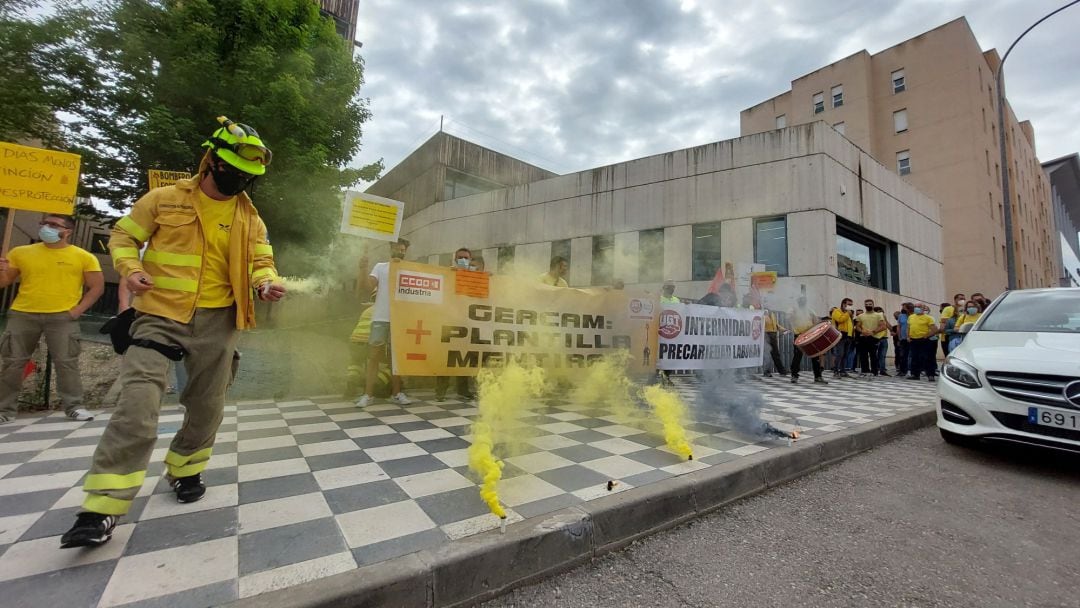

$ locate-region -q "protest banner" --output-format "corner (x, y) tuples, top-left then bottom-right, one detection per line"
(389, 261), (659, 376)
(1, 141), (81, 255)
(340, 191), (404, 242)
(148, 169), (192, 189)
(656, 302), (764, 370)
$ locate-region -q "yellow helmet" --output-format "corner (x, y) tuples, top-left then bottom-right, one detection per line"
(201, 116), (272, 175)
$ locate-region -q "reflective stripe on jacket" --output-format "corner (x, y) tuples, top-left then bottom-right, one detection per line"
(109, 175), (277, 329)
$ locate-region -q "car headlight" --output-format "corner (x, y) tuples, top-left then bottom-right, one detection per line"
(943, 357), (981, 388)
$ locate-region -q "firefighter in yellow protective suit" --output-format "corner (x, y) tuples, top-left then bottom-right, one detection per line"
(61, 118), (286, 549)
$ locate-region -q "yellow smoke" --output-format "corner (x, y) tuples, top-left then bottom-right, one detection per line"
(642, 385), (694, 460)
(570, 351), (646, 426)
(468, 362), (548, 518)
(571, 351), (693, 461)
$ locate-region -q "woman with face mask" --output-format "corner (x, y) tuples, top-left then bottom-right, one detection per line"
(948, 300), (983, 351)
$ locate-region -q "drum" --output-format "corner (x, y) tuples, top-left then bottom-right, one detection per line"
(794, 321), (841, 358)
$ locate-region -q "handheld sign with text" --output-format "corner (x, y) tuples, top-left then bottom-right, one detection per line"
(340, 191), (404, 242)
(148, 170), (192, 189)
(0, 141), (80, 215)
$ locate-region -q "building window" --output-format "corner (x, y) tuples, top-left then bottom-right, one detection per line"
(993, 236), (997, 263)
(986, 150), (990, 175)
(638, 229), (665, 284)
(692, 222), (723, 281)
(893, 109), (908, 133)
(592, 235), (614, 286)
(892, 69), (905, 93)
(754, 217), (788, 276)
(775, 114), (786, 129)
(896, 150), (911, 175)
(812, 92), (824, 114)
(831, 85), (843, 108)
(836, 219), (899, 292)
(833, 122), (845, 136)
(444, 167), (503, 200)
(90, 232), (110, 255)
(497, 245), (515, 272)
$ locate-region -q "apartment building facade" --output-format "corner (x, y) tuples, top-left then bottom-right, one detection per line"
(741, 17), (1060, 297)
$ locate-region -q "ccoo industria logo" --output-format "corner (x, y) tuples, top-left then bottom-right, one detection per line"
(396, 271), (444, 304)
(658, 309), (683, 339)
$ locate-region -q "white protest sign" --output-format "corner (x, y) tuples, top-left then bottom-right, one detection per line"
(340, 191), (404, 242)
(656, 303), (764, 370)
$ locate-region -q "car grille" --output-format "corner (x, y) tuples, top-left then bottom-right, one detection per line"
(984, 372), (1079, 411)
(991, 412), (1080, 443)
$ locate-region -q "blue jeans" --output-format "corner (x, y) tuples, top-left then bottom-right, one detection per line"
(876, 338), (888, 372)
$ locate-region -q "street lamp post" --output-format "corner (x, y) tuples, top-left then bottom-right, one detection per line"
(996, 0), (1080, 290)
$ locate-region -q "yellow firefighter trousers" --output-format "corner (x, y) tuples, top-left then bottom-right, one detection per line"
(82, 307), (239, 516)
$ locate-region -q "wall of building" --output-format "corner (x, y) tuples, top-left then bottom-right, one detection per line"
(366, 132), (558, 219)
(399, 123), (944, 317)
(740, 17), (1059, 298)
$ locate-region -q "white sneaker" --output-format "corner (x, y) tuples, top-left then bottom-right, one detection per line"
(355, 395), (372, 408)
(392, 392), (413, 405)
(66, 408), (94, 422)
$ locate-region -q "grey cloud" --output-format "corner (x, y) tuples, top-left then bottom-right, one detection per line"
(353, 0), (1080, 181)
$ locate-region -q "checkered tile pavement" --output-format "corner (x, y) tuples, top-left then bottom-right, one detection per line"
(0, 374), (935, 607)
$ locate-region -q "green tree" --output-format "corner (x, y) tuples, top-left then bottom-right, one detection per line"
(0, 0), (96, 149)
(72, 0), (381, 274)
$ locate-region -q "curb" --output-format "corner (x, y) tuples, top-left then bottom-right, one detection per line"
(226, 407), (936, 608)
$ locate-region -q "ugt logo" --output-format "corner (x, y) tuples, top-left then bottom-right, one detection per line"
(658, 309), (683, 340)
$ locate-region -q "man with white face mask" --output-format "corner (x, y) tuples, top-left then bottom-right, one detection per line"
(0, 213), (104, 424)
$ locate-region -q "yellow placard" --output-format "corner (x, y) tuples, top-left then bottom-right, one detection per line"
(0, 141), (80, 214)
(148, 169), (192, 189)
(750, 271), (778, 291)
(341, 191), (404, 241)
(389, 261), (659, 376)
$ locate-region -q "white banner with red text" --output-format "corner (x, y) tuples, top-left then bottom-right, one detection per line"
(657, 303), (764, 370)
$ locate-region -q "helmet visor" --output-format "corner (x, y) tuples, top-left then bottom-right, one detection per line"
(235, 143), (272, 167)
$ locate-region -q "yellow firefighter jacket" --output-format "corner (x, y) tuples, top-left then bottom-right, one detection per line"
(109, 175), (277, 329)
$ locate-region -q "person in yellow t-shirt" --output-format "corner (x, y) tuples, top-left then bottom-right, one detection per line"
(539, 256), (569, 287)
(830, 298), (854, 377)
(855, 299), (887, 376)
(761, 303), (788, 377)
(789, 296), (826, 384)
(948, 300), (983, 351)
(0, 214), (104, 424)
(906, 304), (939, 381)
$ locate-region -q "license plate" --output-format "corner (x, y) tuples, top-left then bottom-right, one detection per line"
(1028, 407), (1080, 431)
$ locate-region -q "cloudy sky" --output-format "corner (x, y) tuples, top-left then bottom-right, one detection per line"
(351, 0), (1080, 182)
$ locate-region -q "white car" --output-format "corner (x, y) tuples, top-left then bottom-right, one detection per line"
(937, 288), (1080, 453)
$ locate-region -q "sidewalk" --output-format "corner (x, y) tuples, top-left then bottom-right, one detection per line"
(0, 374), (936, 607)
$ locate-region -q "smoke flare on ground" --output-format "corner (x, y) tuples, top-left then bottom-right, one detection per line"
(697, 369), (779, 439)
(468, 363), (548, 517)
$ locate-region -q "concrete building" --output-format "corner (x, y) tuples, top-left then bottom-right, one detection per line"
(740, 17), (1060, 297)
(377, 123), (944, 316)
(1043, 153), (1080, 287)
(318, 0), (359, 42)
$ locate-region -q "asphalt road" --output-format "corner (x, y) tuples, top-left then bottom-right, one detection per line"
(484, 427), (1080, 608)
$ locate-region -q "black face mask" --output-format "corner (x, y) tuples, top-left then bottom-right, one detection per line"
(390, 251), (405, 259)
(210, 164), (255, 196)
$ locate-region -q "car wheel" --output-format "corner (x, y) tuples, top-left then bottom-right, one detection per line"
(939, 428), (973, 447)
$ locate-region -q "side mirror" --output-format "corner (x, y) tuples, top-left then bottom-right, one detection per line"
(958, 322), (975, 335)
